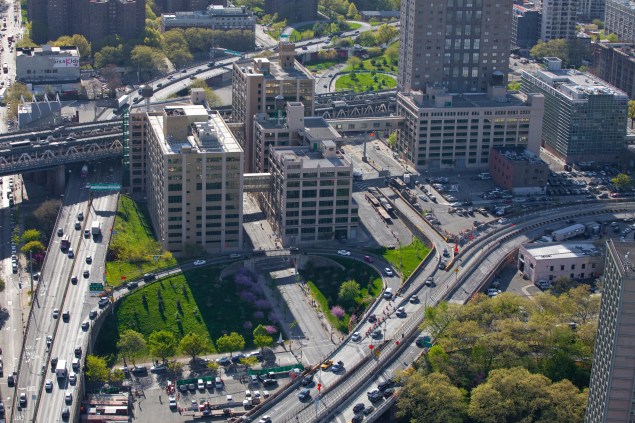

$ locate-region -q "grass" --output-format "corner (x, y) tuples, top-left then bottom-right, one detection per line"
(342, 56), (398, 74)
(105, 195), (177, 286)
(290, 21), (361, 41)
(374, 238), (430, 280)
(95, 267), (275, 362)
(300, 258), (382, 333)
(305, 58), (346, 72)
(335, 72), (397, 92)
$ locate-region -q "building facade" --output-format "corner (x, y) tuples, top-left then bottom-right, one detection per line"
(232, 42), (315, 172)
(518, 242), (603, 283)
(16, 45), (80, 84)
(129, 104), (243, 255)
(591, 43), (635, 99)
(586, 240), (635, 423)
(160, 5), (255, 32)
(520, 57), (629, 165)
(489, 146), (549, 194)
(395, 85), (545, 170)
(156, 0), (225, 13)
(512, 4), (541, 50)
(540, 0), (576, 41)
(605, 0), (635, 44)
(263, 140), (358, 246)
(578, 0), (605, 20)
(397, 0), (511, 94)
(264, 0), (318, 23)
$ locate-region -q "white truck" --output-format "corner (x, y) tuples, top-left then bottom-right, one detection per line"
(91, 220), (101, 236)
(56, 359), (67, 379)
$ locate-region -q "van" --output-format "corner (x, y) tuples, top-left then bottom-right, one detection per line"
(215, 377), (223, 389)
(89, 309), (97, 319)
(383, 287), (393, 299)
(84, 229), (91, 238)
(72, 357), (80, 371)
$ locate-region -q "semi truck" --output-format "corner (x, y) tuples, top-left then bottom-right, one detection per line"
(56, 359), (67, 379)
(91, 220), (101, 236)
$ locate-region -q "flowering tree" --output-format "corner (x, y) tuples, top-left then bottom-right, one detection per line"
(265, 325), (278, 334)
(331, 306), (345, 320)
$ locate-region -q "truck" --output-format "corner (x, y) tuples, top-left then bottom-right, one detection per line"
(56, 359), (67, 379)
(60, 236), (71, 250)
(403, 173), (411, 185)
(91, 220), (101, 236)
(552, 223), (586, 242)
(81, 164), (88, 178)
(2, 62), (7, 73)
(117, 94), (130, 110)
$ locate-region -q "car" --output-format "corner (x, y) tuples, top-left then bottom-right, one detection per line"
(53, 308), (60, 319)
(68, 248), (74, 258)
(188, 382), (196, 390)
(131, 366), (148, 375)
(337, 249), (351, 256)
(395, 307), (406, 318)
(384, 267), (394, 276)
(151, 364), (167, 373)
(371, 328), (383, 339)
(193, 259), (206, 266)
(377, 380), (394, 391)
(46, 335), (53, 347)
(189, 75), (195, 80)
(368, 314), (377, 323)
(443, 248), (450, 257)
(301, 373), (314, 386)
(498, 218), (509, 224)
(179, 383), (188, 392)
(352, 415), (364, 423)
(169, 396), (177, 409)
(83, 270), (90, 278)
(438, 262), (447, 270)
(298, 388), (311, 400)
(320, 359), (333, 370)
(416, 336), (431, 347)
(263, 378), (277, 386)
(383, 387), (395, 397)
(231, 353), (246, 363)
(45, 379), (53, 391)
(486, 288), (501, 297)
(331, 360), (344, 373)
(61, 407), (70, 419)
(351, 332), (361, 342)
(197, 379), (205, 390)
(363, 255), (374, 263)
(258, 416), (272, 423)
(75, 346), (82, 356)
(409, 295), (419, 304)
(74, 221), (81, 230)
(216, 356), (231, 365)
(181, 69), (187, 73)
(77, 212), (84, 221)
(363, 405), (375, 415)
(367, 389), (382, 401)
(57, 227), (64, 236)
(86, 256), (92, 264)
(7, 373), (15, 386)
(127, 281), (139, 289)
(19, 392), (26, 407)
(62, 311), (70, 321)
(71, 275), (78, 284)
(65, 391), (72, 403)
(99, 297), (110, 307)
(323, 84), (328, 88)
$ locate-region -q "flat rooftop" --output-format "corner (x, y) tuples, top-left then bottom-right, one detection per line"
(607, 240), (635, 277)
(272, 145), (350, 168)
(17, 45), (79, 57)
(236, 57), (313, 81)
(524, 242), (602, 259)
(399, 91), (529, 109)
(493, 147), (546, 164)
(525, 68), (628, 100)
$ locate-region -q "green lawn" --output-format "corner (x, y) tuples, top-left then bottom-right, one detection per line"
(374, 238), (430, 280)
(335, 73), (397, 92)
(305, 58), (346, 72)
(105, 195), (177, 286)
(346, 22), (362, 30)
(300, 258), (382, 333)
(291, 21), (360, 41)
(95, 267), (275, 362)
(342, 55), (398, 74)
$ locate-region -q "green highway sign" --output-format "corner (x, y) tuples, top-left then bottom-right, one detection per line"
(90, 184), (121, 191)
(89, 283), (105, 292)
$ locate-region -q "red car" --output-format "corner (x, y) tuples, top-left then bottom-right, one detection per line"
(364, 256), (374, 263)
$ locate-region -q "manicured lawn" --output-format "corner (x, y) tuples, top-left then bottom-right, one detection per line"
(342, 55), (398, 74)
(346, 22), (362, 30)
(335, 73), (397, 92)
(291, 21), (360, 41)
(94, 267), (276, 361)
(375, 238), (430, 280)
(305, 58), (346, 72)
(300, 258), (382, 333)
(105, 195), (176, 286)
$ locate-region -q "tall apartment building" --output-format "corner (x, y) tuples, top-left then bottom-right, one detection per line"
(398, 0), (512, 94)
(129, 104), (244, 255)
(605, 0), (635, 43)
(591, 43), (635, 99)
(395, 84), (545, 170)
(512, 4), (541, 50)
(232, 42), (315, 172)
(521, 57), (628, 164)
(540, 0), (576, 41)
(263, 140), (358, 246)
(586, 240), (635, 423)
(27, 0), (145, 44)
(578, 0), (605, 20)
(160, 5), (256, 32)
(264, 0), (318, 23)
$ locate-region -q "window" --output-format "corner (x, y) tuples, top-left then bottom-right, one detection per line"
(168, 195), (182, 203)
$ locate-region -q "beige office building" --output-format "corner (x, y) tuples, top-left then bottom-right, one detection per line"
(263, 140), (358, 246)
(232, 42), (315, 172)
(130, 104), (244, 256)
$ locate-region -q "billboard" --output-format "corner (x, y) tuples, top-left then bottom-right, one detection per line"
(52, 57), (79, 68)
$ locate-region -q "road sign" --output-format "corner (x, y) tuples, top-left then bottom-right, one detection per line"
(89, 282), (104, 292)
(90, 184), (121, 191)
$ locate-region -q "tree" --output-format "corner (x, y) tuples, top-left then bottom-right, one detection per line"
(117, 329), (147, 365)
(85, 355), (110, 383)
(50, 34), (91, 59)
(207, 360), (220, 374)
(0, 277), (5, 293)
(94, 45), (124, 69)
(396, 372), (467, 423)
(531, 39), (569, 62)
(21, 229), (41, 244)
(376, 24), (398, 46)
(611, 173), (633, 190)
(385, 43), (399, 64)
(607, 33), (618, 42)
(216, 332), (245, 357)
(550, 276), (577, 296)
(347, 56), (362, 69)
(628, 100), (635, 129)
(239, 356), (259, 370)
(179, 332), (211, 361)
(5, 82), (32, 120)
(357, 31), (378, 47)
(338, 279), (360, 305)
(507, 81), (521, 91)
(148, 330), (178, 362)
(101, 64), (123, 93)
(331, 305), (345, 319)
(21, 241), (45, 256)
(347, 3), (360, 19)
(592, 18), (605, 29)
(387, 131), (397, 149)
(130, 45), (168, 78)
(254, 334), (273, 350)
(190, 79), (221, 106)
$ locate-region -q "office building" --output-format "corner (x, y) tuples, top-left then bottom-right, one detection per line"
(489, 146), (549, 194)
(605, 0), (635, 43)
(395, 84), (545, 170)
(253, 102), (342, 173)
(129, 103), (243, 255)
(518, 242), (603, 283)
(540, 0), (576, 41)
(156, 0), (225, 13)
(398, 0), (512, 94)
(591, 43), (635, 99)
(511, 4), (541, 50)
(160, 5), (255, 32)
(232, 42), (315, 172)
(578, 0), (605, 20)
(264, 0), (318, 23)
(16, 45), (80, 84)
(520, 57), (628, 164)
(586, 240), (635, 423)
(263, 140), (358, 246)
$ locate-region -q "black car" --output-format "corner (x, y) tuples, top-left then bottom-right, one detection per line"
(368, 314), (377, 323)
(353, 403), (365, 413)
(383, 387), (395, 397)
(377, 380), (394, 391)
(302, 374), (314, 386)
(352, 415), (364, 423)
(51, 356), (58, 368)
(131, 366), (148, 376)
(7, 373), (15, 386)
(262, 378), (277, 386)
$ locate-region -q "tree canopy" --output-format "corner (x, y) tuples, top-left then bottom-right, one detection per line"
(85, 355), (110, 383)
(179, 332), (211, 361)
(396, 371), (467, 423)
(148, 330), (178, 362)
(612, 173), (633, 190)
(117, 329), (147, 365)
(216, 332), (245, 357)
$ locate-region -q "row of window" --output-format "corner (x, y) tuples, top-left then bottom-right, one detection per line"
(286, 189), (350, 199)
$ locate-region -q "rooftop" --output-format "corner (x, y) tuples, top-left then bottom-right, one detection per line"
(493, 147), (547, 164)
(399, 90), (530, 110)
(17, 45), (80, 57)
(596, 42), (635, 60)
(162, 5), (254, 20)
(235, 55), (313, 81)
(608, 240), (635, 277)
(272, 144), (351, 169)
(524, 242), (602, 259)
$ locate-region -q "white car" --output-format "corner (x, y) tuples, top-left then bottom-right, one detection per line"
(45, 379), (53, 391)
(52, 308), (59, 319)
(169, 396), (177, 409)
(337, 249), (351, 256)
(384, 267), (394, 276)
(193, 259), (206, 266)
(197, 379), (205, 390)
(65, 391), (72, 404)
(69, 373), (77, 384)
(351, 332), (361, 342)
(486, 288), (501, 297)
(498, 218), (509, 224)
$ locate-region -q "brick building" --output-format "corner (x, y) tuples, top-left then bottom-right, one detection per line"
(489, 147), (549, 195)
(591, 43), (635, 99)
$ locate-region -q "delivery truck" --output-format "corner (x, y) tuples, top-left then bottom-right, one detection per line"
(91, 220), (101, 236)
(56, 359), (67, 379)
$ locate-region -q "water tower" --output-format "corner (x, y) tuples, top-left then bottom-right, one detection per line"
(140, 84), (154, 111)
